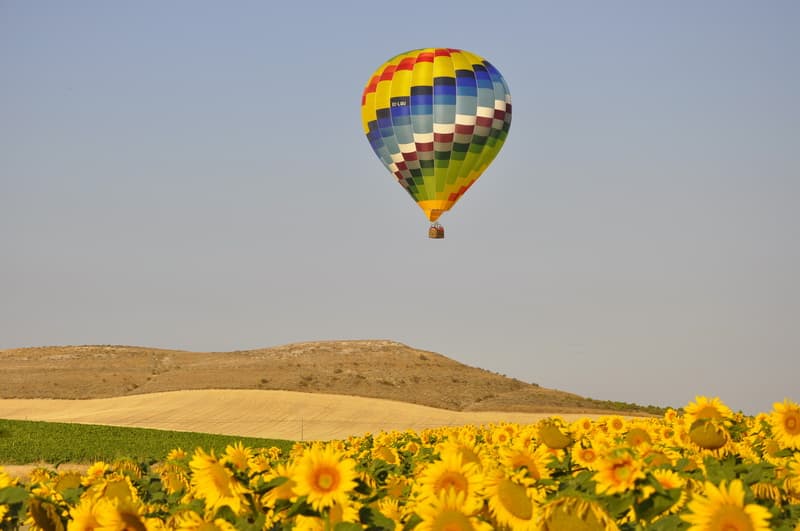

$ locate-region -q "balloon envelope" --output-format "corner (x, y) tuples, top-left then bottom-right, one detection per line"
(361, 48), (512, 222)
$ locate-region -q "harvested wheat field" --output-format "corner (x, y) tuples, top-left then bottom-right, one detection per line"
(0, 389), (599, 441)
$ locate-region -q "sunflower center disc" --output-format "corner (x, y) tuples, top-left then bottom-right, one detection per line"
(316, 470), (336, 490)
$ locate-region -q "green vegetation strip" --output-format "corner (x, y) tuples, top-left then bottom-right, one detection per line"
(585, 398), (669, 415)
(0, 419), (293, 464)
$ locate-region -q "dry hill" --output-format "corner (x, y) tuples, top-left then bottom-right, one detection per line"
(0, 340), (653, 414)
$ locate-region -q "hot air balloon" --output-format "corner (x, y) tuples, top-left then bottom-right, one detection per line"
(361, 48), (512, 238)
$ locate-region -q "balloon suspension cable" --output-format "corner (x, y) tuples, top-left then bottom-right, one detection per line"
(428, 223), (445, 239)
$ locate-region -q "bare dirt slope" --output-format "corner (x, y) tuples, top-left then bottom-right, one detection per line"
(0, 340), (637, 414)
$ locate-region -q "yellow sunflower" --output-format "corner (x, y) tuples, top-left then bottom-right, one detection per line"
(415, 489), (491, 531)
(290, 442), (307, 459)
(652, 468), (685, 490)
(681, 480), (771, 531)
(386, 475), (409, 498)
(404, 440), (421, 456)
(93, 496), (150, 531)
(684, 396), (734, 425)
(372, 445), (400, 465)
(572, 443), (602, 471)
(55, 470), (83, 494)
(267, 446), (283, 460)
(327, 499), (360, 527)
(640, 447), (680, 468)
(601, 415), (627, 435)
(731, 440), (760, 464)
(489, 425), (514, 447)
(688, 419), (730, 451)
(416, 448), (484, 505)
(113, 458), (143, 479)
(762, 438), (784, 461)
(785, 457), (800, 502)
(539, 495), (619, 531)
(86, 474), (139, 504)
(437, 435), (486, 470)
(28, 467), (54, 485)
(0, 468), (14, 488)
(770, 399), (800, 450)
(171, 509), (237, 531)
(293, 514), (325, 531)
(485, 470), (539, 530)
(500, 442), (551, 481)
(292, 444), (358, 511)
(67, 497), (102, 531)
(223, 442), (252, 472)
(377, 497), (404, 525)
(750, 482), (782, 504)
(247, 453), (272, 474)
(27, 498), (64, 531)
(624, 427), (652, 449)
(189, 448), (250, 514)
(651, 469), (688, 513)
(159, 463), (189, 495)
(656, 424), (677, 443)
(515, 426), (539, 448)
(167, 448), (187, 461)
(261, 461), (298, 508)
(593, 449), (645, 495)
(82, 462), (110, 486)
(571, 417), (596, 438)
(537, 419), (573, 449)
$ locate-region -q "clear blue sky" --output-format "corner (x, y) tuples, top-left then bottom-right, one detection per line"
(2, 1), (798, 415)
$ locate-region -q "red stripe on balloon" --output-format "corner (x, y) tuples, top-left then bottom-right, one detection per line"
(397, 57), (415, 71)
(380, 65), (396, 82)
(361, 75), (380, 104)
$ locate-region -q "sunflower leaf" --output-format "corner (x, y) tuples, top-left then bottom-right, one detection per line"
(645, 514), (689, 530)
(261, 475), (288, 491)
(0, 485), (29, 505)
(402, 513), (423, 530)
(605, 491), (636, 518)
(359, 506), (396, 530)
(284, 496), (317, 518)
(633, 490), (680, 521)
(59, 486), (82, 505)
(234, 512), (266, 531)
(737, 461), (774, 485)
(702, 455), (736, 484)
(354, 476), (373, 496)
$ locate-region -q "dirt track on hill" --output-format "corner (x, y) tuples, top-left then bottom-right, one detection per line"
(0, 389), (597, 441)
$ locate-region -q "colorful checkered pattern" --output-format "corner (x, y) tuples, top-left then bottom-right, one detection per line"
(362, 48), (512, 222)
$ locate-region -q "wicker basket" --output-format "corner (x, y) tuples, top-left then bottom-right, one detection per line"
(428, 224), (445, 239)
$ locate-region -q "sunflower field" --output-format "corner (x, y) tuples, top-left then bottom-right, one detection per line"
(2, 396), (800, 531)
